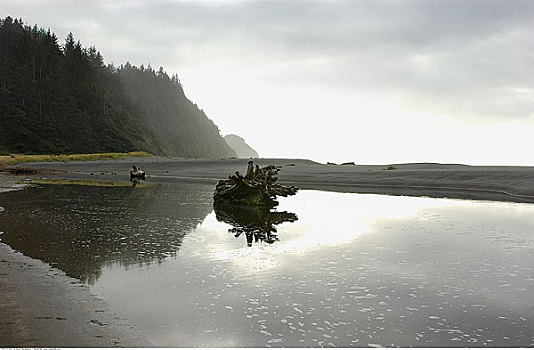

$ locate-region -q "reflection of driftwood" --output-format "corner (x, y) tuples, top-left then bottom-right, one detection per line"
(214, 161), (298, 206)
(214, 200), (298, 247)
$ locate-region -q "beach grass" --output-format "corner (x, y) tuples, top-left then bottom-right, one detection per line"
(29, 178), (151, 188)
(0, 151), (152, 166)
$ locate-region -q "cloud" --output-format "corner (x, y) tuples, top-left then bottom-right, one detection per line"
(8, 0), (533, 116)
(3, 0), (534, 163)
(75, 0), (532, 121)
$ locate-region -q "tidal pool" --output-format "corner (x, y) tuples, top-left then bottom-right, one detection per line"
(0, 183), (533, 347)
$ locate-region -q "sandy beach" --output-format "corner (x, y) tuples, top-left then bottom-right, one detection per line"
(2, 157), (534, 346)
(0, 243), (151, 347)
(0, 175), (151, 347)
(18, 157), (534, 203)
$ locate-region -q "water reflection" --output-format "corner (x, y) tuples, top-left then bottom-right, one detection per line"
(130, 177), (145, 187)
(213, 201), (298, 247)
(2, 184), (534, 347)
(96, 191), (534, 347)
(0, 183), (213, 283)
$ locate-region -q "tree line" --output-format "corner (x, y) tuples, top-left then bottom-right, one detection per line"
(0, 16), (236, 158)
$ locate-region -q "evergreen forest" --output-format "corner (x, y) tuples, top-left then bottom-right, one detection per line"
(0, 16), (236, 158)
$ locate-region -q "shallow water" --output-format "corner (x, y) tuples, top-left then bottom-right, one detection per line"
(0, 183), (533, 347)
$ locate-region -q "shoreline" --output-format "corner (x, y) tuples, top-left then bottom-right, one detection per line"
(0, 175), (151, 347)
(2, 157), (534, 346)
(13, 157), (534, 204)
(0, 243), (151, 347)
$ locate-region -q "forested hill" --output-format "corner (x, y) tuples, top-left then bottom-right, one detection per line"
(0, 17), (236, 158)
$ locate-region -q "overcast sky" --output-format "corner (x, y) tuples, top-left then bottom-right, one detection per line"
(3, 0), (534, 165)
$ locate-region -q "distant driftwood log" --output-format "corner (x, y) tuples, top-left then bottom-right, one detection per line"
(129, 165), (145, 180)
(213, 161), (298, 206)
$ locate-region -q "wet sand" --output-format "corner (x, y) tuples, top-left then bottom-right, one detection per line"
(0, 179), (151, 347)
(0, 243), (151, 347)
(2, 157), (534, 346)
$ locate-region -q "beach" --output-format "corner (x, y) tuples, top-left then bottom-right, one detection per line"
(0, 174), (151, 346)
(18, 157), (534, 203)
(2, 157), (534, 346)
(0, 243), (151, 347)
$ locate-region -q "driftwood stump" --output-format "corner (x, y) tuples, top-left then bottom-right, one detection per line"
(213, 161), (298, 206)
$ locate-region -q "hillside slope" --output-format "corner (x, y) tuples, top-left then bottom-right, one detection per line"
(0, 17), (235, 158)
(118, 64), (235, 158)
(224, 134), (259, 158)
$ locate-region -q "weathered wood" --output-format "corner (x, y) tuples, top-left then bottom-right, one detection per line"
(213, 161), (298, 206)
(129, 165), (145, 180)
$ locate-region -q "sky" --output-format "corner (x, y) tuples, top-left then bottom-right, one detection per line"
(3, 0), (534, 165)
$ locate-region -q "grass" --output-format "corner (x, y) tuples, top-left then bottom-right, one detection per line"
(0, 151), (152, 166)
(29, 178), (151, 188)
